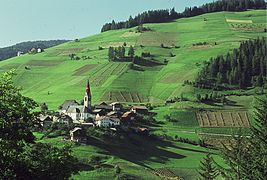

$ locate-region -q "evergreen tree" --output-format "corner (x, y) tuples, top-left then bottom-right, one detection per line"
(128, 46), (135, 58)
(198, 153), (218, 180)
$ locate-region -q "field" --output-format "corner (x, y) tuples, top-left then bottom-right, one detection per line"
(196, 111), (250, 128)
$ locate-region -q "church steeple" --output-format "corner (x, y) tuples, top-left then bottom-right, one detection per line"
(84, 80), (92, 112)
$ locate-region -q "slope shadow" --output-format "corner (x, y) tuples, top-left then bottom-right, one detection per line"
(86, 134), (199, 168)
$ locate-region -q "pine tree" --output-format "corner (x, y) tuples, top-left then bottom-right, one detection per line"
(128, 46), (135, 58)
(198, 153), (218, 180)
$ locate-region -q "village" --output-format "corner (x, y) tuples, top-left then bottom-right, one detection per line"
(39, 80), (151, 142)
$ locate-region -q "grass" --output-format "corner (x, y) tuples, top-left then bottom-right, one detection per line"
(0, 10), (265, 110)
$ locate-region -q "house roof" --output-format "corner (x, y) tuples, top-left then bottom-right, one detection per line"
(60, 100), (79, 111)
(39, 115), (52, 122)
(132, 106), (148, 110)
(70, 127), (82, 133)
(94, 105), (112, 110)
(122, 111), (135, 118)
(110, 102), (121, 106)
(95, 116), (120, 123)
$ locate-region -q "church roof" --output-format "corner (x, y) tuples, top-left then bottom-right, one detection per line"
(60, 100), (79, 111)
(66, 106), (90, 113)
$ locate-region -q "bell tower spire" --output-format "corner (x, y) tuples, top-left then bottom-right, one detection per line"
(84, 80), (92, 112)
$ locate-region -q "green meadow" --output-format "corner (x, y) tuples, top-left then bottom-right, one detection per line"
(2, 10), (267, 179)
(0, 10), (266, 110)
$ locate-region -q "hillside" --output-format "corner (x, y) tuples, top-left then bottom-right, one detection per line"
(0, 40), (69, 61)
(0, 10), (266, 110)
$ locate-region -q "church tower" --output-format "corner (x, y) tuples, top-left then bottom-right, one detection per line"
(84, 80), (92, 112)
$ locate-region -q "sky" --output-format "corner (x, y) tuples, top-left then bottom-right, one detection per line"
(0, 0), (214, 47)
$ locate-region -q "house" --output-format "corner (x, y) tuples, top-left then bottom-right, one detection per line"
(70, 127), (87, 143)
(131, 106), (148, 114)
(17, 51), (23, 56)
(95, 102), (113, 112)
(37, 48), (43, 53)
(92, 109), (106, 116)
(107, 111), (122, 118)
(53, 114), (73, 125)
(29, 48), (37, 54)
(95, 114), (120, 127)
(39, 115), (53, 128)
(110, 102), (123, 111)
(121, 111), (136, 121)
(134, 127), (149, 136)
(59, 100), (79, 114)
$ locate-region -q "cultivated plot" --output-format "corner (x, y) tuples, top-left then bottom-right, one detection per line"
(196, 111), (250, 128)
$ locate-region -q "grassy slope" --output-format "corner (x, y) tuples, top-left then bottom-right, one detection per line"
(0, 10), (266, 110)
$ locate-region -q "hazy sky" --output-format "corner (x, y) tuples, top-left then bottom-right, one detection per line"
(0, 0), (213, 47)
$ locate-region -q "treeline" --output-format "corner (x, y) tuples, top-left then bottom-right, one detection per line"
(101, 0), (266, 32)
(108, 45), (134, 61)
(0, 40), (69, 61)
(196, 37), (267, 89)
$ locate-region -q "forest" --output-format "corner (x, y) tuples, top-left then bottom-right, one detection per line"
(0, 40), (69, 61)
(195, 37), (267, 90)
(101, 0), (266, 32)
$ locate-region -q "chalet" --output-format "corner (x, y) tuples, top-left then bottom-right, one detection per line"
(121, 111), (136, 121)
(92, 109), (106, 116)
(134, 127), (149, 136)
(131, 106), (148, 114)
(70, 127), (87, 143)
(17, 51), (23, 56)
(39, 115), (53, 128)
(95, 114), (120, 127)
(53, 114), (73, 125)
(110, 102), (123, 111)
(107, 111), (122, 118)
(95, 102), (113, 112)
(37, 48), (43, 53)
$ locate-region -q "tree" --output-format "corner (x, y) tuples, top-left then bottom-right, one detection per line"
(128, 46), (135, 58)
(40, 102), (48, 114)
(198, 153), (218, 180)
(0, 71), (79, 179)
(217, 96), (267, 179)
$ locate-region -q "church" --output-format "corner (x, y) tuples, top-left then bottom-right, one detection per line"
(59, 80), (95, 123)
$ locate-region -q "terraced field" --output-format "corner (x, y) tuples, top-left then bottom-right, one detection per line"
(196, 111), (250, 128)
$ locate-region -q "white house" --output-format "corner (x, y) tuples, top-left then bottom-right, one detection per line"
(37, 48), (43, 53)
(17, 51), (24, 57)
(95, 114), (120, 127)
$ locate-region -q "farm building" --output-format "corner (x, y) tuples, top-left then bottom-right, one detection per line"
(17, 51), (24, 56)
(53, 114), (73, 125)
(95, 102), (113, 112)
(70, 127), (87, 143)
(95, 114), (120, 127)
(39, 115), (53, 127)
(110, 102), (123, 111)
(121, 111), (136, 121)
(131, 106), (148, 114)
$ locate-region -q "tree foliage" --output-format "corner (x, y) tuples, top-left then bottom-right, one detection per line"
(101, 0), (266, 32)
(0, 71), (79, 179)
(217, 96), (267, 179)
(196, 37), (267, 89)
(198, 153), (218, 180)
